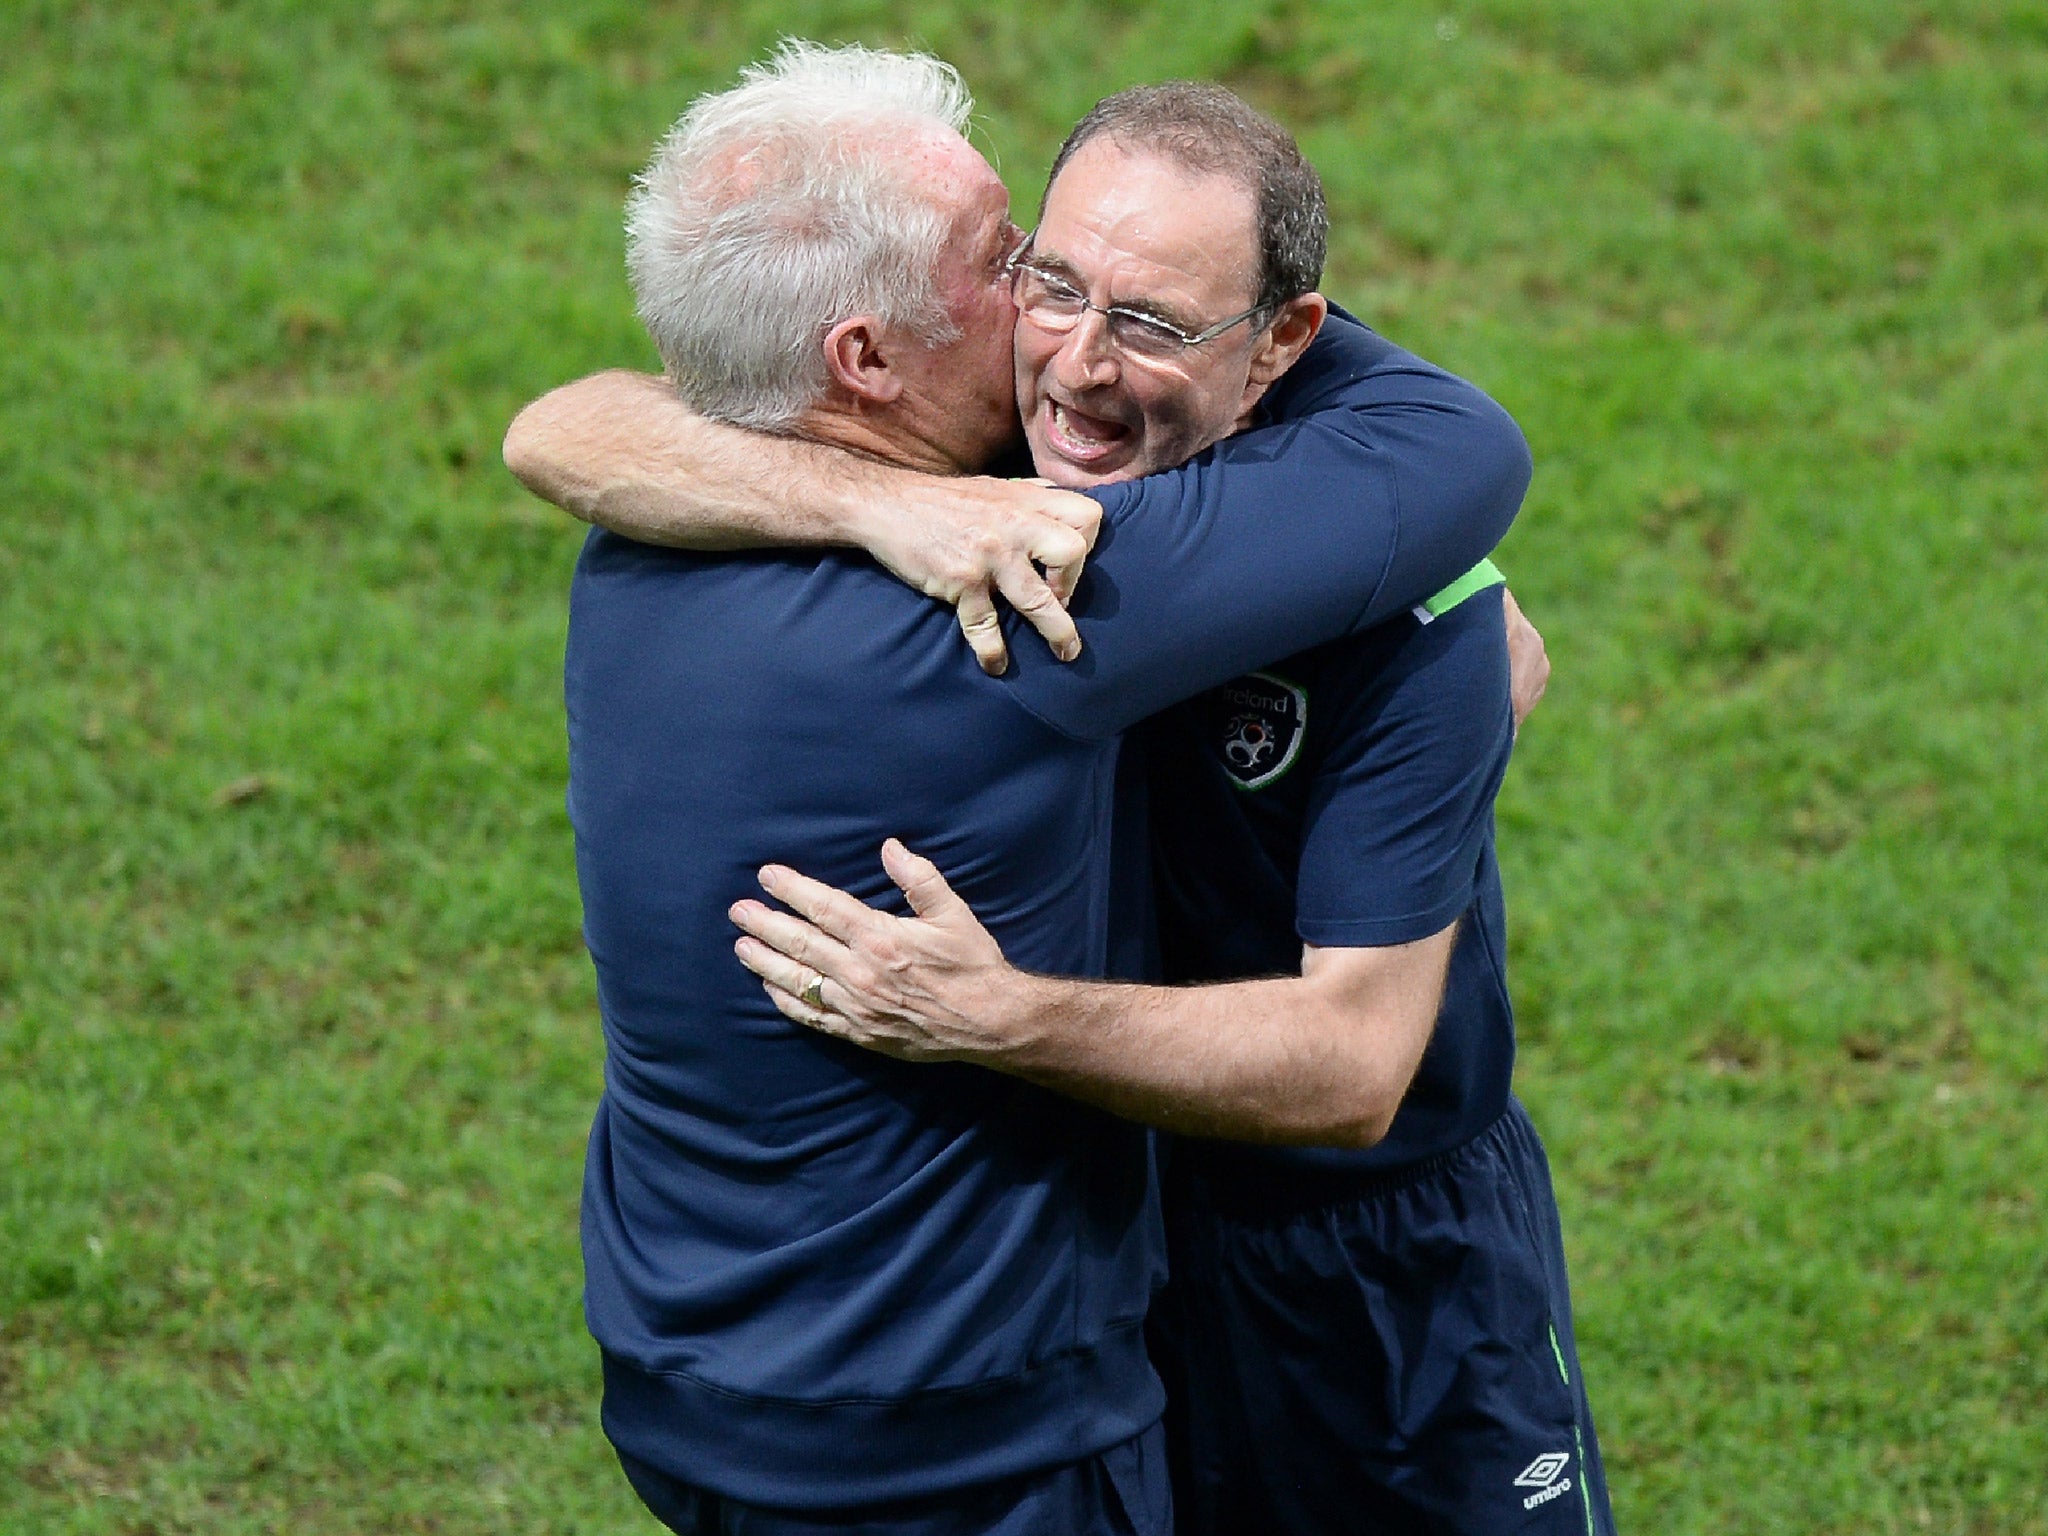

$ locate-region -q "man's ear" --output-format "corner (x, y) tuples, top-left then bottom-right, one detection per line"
(822, 316), (905, 404)
(1245, 292), (1329, 390)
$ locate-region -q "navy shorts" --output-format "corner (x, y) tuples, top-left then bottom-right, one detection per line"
(1151, 1098), (1616, 1536)
(615, 1421), (1170, 1536)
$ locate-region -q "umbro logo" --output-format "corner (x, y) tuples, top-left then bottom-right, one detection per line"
(1515, 1452), (1574, 1510)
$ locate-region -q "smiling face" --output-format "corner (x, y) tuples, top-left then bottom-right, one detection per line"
(1017, 138), (1276, 487)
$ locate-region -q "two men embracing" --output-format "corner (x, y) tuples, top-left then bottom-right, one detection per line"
(506, 41), (1613, 1536)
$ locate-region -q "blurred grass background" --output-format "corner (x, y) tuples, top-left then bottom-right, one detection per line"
(2, 1), (2043, 1531)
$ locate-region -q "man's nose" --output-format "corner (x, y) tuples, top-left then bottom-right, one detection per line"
(1054, 309), (1121, 390)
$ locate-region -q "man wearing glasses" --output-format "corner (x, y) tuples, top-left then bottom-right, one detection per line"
(507, 47), (1577, 1536)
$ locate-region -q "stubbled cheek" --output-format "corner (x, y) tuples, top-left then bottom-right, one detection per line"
(1014, 351), (1055, 405)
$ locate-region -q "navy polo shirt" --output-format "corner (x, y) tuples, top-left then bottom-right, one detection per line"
(564, 316), (1529, 1507)
(1141, 580), (1518, 1187)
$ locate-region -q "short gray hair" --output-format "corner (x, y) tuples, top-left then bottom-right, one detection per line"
(625, 42), (975, 430)
(1045, 82), (1327, 315)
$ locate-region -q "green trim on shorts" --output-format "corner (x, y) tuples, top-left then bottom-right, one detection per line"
(1551, 1322), (1596, 1536)
(1573, 1416), (1595, 1536)
(1548, 1320), (1571, 1386)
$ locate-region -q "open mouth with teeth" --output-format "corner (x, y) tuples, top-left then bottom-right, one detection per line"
(1042, 397), (1134, 467)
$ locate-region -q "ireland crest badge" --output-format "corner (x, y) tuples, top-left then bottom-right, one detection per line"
(1211, 672), (1308, 791)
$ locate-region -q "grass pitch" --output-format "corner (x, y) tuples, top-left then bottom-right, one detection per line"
(2, 2), (2044, 1531)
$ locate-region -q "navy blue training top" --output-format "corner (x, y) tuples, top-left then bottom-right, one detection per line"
(564, 316), (1529, 1507)
(1140, 581), (1517, 1196)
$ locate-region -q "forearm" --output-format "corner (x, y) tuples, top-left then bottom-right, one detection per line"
(991, 971), (1421, 1148)
(501, 370), (890, 550)
(504, 373), (1098, 673)
(734, 848), (1452, 1140)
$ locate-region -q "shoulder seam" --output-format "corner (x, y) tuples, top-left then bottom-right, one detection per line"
(1354, 444), (1400, 632)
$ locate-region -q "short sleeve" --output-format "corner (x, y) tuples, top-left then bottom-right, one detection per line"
(1294, 586), (1515, 948)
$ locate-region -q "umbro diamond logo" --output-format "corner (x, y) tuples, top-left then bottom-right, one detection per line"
(1515, 1451), (1574, 1509)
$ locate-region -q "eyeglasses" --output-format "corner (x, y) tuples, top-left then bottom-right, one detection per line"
(1006, 245), (1269, 363)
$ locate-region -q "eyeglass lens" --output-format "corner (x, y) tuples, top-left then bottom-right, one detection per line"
(1011, 266), (1190, 358)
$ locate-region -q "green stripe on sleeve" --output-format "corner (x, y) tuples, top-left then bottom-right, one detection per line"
(1421, 557), (1507, 618)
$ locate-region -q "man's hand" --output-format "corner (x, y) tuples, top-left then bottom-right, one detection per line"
(503, 371), (1101, 677)
(1502, 588), (1550, 736)
(729, 839), (1040, 1062)
(731, 839), (1454, 1146)
(856, 475), (1100, 676)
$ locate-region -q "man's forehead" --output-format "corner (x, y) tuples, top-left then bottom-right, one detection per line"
(1037, 138), (1256, 295)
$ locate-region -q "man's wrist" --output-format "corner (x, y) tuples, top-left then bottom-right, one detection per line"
(980, 970), (1081, 1074)
(837, 480), (913, 563)
(809, 454), (927, 568)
